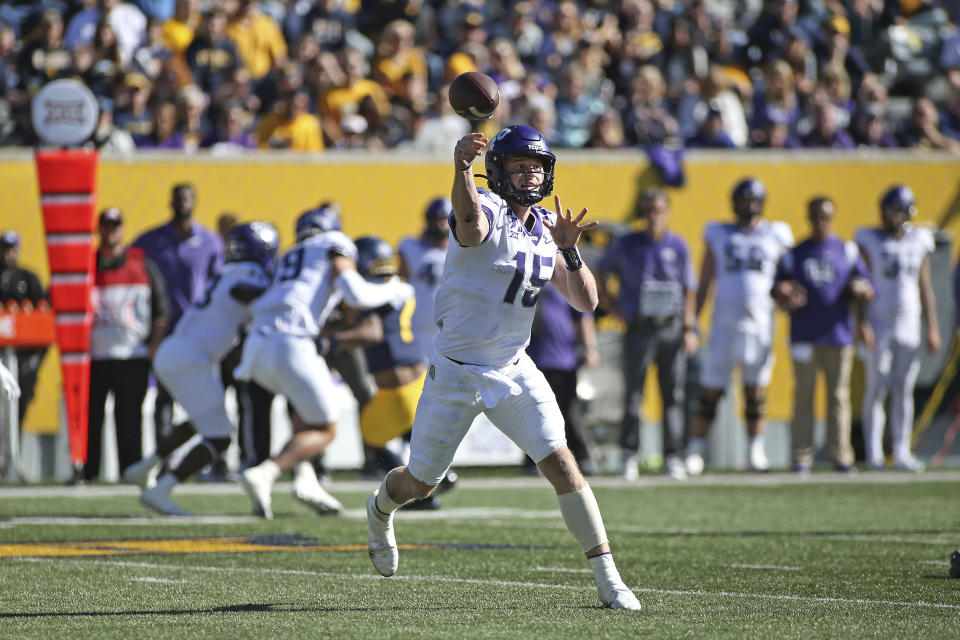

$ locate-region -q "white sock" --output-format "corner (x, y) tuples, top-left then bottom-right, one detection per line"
(374, 475), (404, 516)
(557, 485), (608, 553)
(259, 459), (281, 483)
(588, 552), (623, 587)
(143, 453), (162, 467)
(153, 472), (177, 495)
(748, 434), (764, 449)
(687, 437), (706, 457)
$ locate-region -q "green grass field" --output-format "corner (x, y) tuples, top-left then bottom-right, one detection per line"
(1, 471), (959, 639)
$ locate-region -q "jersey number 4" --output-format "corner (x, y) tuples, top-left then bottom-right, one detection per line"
(503, 251), (552, 307)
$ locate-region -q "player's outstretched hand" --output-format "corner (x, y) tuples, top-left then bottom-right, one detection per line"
(544, 195), (599, 250)
(454, 133), (488, 171)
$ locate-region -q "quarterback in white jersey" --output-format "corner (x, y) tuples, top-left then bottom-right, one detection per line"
(855, 185), (940, 472)
(685, 178), (793, 476)
(365, 125), (641, 611)
(123, 222), (278, 516)
(235, 208), (414, 519)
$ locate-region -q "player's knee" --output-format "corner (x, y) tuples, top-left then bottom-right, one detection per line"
(696, 390), (723, 422)
(744, 389), (766, 422)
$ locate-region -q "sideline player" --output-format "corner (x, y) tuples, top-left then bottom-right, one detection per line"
(235, 208), (414, 519)
(684, 178), (794, 475)
(398, 197), (451, 347)
(123, 222), (278, 515)
(855, 185), (940, 472)
(365, 125), (642, 610)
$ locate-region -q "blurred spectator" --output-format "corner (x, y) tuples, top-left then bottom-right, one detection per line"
(744, 0), (816, 65)
(205, 100), (257, 155)
(686, 100), (737, 148)
(256, 89), (323, 151)
(102, 0), (148, 69)
(820, 63), (854, 130)
(408, 83), (470, 153)
(161, 0), (199, 58)
(17, 9), (72, 95)
(90, 19), (123, 90)
(940, 84), (960, 141)
(319, 46), (390, 146)
(226, 0), (287, 80)
(614, 0), (665, 92)
(543, 0), (584, 72)
(817, 13), (870, 91)
(503, 1), (548, 71)
(113, 71), (153, 138)
(622, 64), (679, 146)
(554, 64), (607, 148)
(0, 230), (47, 425)
(186, 6), (240, 96)
(850, 102), (898, 148)
(372, 19), (427, 99)
(783, 27), (818, 104)
(586, 108), (627, 148)
(750, 59), (801, 139)
(488, 38), (527, 104)
(799, 91), (855, 148)
(699, 66), (748, 146)
(87, 207), (168, 483)
(65, 0), (100, 51)
(92, 96), (136, 153)
(661, 14), (709, 102)
(134, 100), (185, 149)
(132, 16), (172, 81)
(177, 83), (209, 151)
(898, 96), (960, 153)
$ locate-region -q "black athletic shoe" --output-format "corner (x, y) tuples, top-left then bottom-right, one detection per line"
(950, 549), (960, 579)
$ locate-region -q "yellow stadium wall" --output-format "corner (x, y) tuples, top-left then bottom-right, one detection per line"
(3, 151), (958, 432)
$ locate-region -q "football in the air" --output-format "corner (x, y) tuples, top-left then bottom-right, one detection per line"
(449, 72), (500, 120)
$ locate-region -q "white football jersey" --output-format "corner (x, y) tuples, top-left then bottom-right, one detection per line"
(433, 188), (558, 367)
(398, 235), (447, 343)
(855, 225), (934, 346)
(172, 261), (271, 361)
(248, 231), (357, 337)
(705, 220), (794, 336)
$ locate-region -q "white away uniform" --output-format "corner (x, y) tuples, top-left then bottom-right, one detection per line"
(701, 220), (794, 388)
(234, 232), (356, 425)
(398, 235), (447, 345)
(408, 188), (565, 485)
(152, 261), (270, 439)
(855, 225), (934, 465)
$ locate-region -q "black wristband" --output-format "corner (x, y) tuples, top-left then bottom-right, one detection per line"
(559, 246), (583, 271)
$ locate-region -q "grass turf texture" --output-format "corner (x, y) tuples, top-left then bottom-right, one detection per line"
(1, 473), (958, 639)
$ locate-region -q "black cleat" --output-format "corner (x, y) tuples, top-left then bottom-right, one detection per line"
(950, 549), (960, 579)
(436, 470), (458, 494)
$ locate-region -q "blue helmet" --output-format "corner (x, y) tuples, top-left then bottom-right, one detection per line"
(355, 236), (397, 281)
(296, 203), (341, 241)
(484, 125), (556, 206)
(226, 221), (280, 273)
(880, 185), (917, 217)
(424, 197), (453, 220)
(732, 178), (766, 203)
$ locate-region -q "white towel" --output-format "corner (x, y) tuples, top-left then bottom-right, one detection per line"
(461, 363), (522, 409)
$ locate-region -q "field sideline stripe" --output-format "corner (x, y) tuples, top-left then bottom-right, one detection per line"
(13, 557), (960, 611)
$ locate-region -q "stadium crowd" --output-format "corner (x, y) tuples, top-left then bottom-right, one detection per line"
(1, 0), (960, 153)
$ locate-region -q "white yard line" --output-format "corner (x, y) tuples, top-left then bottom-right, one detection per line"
(532, 567), (593, 574)
(129, 577), (190, 584)
(2, 470), (960, 499)
(12, 556), (960, 611)
(729, 563), (801, 571)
